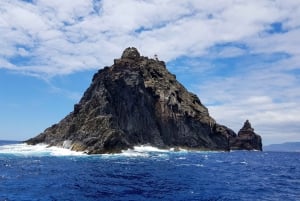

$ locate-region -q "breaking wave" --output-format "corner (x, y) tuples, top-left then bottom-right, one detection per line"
(0, 143), (85, 157)
(0, 142), (217, 158)
(0, 143), (173, 157)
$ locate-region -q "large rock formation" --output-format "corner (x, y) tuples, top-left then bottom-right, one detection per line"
(26, 47), (262, 154)
(230, 120), (262, 151)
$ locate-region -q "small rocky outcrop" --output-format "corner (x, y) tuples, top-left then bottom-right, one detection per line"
(230, 120), (262, 151)
(26, 47), (262, 154)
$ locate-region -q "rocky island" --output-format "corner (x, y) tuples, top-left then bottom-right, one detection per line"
(26, 47), (262, 154)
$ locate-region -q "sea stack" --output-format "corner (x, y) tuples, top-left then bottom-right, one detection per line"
(26, 47), (262, 154)
(230, 120), (263, 151)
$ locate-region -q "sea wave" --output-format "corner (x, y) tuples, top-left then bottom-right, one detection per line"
(101, 145), (174, 158)
(0, 143), (85, 157)
(0, 142), (220, 158)
(0, 143), (172, 157)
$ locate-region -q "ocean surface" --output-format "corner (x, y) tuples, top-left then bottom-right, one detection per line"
(0, 141), (299, 201)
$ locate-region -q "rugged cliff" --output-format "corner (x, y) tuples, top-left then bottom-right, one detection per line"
(26, 47), (262, 153)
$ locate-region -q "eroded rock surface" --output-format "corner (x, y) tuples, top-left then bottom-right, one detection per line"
(230, 120), (263, 151)
(26, 47), (262, 153)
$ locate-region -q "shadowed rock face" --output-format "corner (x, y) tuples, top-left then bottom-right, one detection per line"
(230, 120), (263, 151)
(26, 47), (262, 154)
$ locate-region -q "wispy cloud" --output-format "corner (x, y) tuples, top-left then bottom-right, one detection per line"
(195, 56), (300, 144)
(0, 0), (299, 143)
(1, 0), (298, 75)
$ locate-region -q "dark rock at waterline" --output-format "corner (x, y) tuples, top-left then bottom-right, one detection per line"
(230, 120), (263, 151)
(26, 47), (262, 154)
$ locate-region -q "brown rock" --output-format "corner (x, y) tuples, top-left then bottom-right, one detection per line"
(230, 120), (263, 151)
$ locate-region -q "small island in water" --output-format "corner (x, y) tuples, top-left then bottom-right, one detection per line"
(26, 47), (262, 154)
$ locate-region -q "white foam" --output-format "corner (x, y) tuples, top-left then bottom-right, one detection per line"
(0, 143), (85, 157)
(0, 143), (222, 158)
(0, 144), (171, 158)
(116, 146), (164, 157)
(176, 163), (204, 167)
(104, 145), (172, 158)
(117, 145), (221, 157)
(240, 161), (248, 165)
(120, 149), (150, 157)
(132, 145), (170, 153)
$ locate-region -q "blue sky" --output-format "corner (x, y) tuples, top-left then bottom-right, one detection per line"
(0, 0), (300, 145)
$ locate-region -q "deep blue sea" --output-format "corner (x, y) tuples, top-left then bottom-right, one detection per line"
(0, 140), (299, 201)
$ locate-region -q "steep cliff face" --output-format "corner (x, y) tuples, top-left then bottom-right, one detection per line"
(26, 47), (262, 153)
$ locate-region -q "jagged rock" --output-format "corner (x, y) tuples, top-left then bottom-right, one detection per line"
(26, 47), (262, 154)
(121, 47), (140, 60)
(230, 120), (263, 151)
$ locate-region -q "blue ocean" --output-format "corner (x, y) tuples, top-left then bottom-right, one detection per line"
(0, 141), (299, 201)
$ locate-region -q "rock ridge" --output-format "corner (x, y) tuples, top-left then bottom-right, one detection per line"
(26, 47), (262, 153)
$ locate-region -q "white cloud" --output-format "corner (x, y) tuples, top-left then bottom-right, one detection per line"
(195, 56), (300, 145)
(1, 0), (299, 75)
